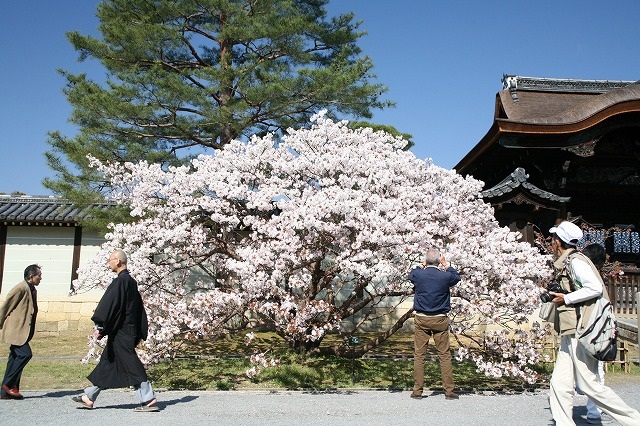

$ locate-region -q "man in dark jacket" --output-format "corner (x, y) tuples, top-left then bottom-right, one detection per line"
(408, 247), (460, 400)
(72, 249), (158, 412)
(0, 264), (41, 400)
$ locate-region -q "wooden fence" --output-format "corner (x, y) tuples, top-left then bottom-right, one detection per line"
(544, 273), (640, 370)
(607, 273), (639, 318)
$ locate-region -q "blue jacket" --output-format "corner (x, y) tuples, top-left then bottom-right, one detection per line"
(408, 266), (461, 314)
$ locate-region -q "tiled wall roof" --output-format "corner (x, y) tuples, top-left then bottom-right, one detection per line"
(0, 195), (109, 225)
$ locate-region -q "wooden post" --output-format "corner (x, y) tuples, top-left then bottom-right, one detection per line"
(637, 291), (640, 361)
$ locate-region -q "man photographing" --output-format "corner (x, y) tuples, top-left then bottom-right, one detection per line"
(408, 247), (460, 400)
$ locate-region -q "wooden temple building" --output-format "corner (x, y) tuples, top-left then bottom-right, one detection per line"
(456, 75), (640, 269)
(456, 75), (640, 344)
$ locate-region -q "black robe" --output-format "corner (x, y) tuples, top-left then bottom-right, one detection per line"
(87, 270), (149, 389)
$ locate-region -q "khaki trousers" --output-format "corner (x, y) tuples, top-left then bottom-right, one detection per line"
(412, 314), (454, 395)
(550, 335), (640, 425)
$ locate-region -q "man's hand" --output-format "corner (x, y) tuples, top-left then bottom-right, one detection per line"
(93, 329), (103, 340)
(550, 292), (565, 305)
(439, 255), (448, 268)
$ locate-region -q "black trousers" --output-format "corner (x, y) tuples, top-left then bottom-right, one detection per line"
(2, 343), (32, 391)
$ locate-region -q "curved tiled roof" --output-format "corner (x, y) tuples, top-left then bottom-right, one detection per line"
(481, 168), (571, 203)
(456, 75), (640, 173)
(0, 195), (109, 225)
(498, 82), (640, 126)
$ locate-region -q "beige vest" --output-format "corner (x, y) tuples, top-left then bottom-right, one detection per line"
(552, 249), (604, 336)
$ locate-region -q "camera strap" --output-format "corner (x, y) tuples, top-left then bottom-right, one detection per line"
(563, 250), (584, 291)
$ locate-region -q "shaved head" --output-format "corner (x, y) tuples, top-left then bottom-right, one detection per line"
(111, 249), (128, 265)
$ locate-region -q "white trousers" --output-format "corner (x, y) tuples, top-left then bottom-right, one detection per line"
(549, 335), (640, 425)
(584, 361), (604, 419)
(84, 380), (155, 404)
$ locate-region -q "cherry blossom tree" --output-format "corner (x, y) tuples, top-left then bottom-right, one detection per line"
(75, 112), (553, 382)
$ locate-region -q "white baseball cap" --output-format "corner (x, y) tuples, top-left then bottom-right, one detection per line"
(549, 221), (583, 245)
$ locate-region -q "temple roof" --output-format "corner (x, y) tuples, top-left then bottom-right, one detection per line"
(498, 75), (640, 126)
(455, 74), (640, 230)
(481, 167), (571, 203)
(0, 195), (109, 225)
(456, 75), (640, 174)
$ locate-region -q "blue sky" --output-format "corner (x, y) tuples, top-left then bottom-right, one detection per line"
(2, 0), (640, 196)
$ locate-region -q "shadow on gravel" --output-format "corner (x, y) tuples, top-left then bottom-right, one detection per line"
(31, 389), (81, 398)
(28, 390), (199, 412)
(97, 394), (199, 410)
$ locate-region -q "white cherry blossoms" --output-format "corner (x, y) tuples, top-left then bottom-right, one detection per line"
(75, 111), (552, 382)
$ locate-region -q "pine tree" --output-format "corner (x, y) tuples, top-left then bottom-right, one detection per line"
(45, 0), (393, 204)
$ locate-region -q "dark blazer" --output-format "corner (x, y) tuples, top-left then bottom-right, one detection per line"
(0, 281), (37, 345)
(408, 266), (461, 313)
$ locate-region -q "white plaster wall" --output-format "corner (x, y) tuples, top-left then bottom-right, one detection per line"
(2, 226), (74, 297)
(1, 225), (106, 332)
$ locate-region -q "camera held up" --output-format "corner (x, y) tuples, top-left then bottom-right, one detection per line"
(540, 283), (567, 303)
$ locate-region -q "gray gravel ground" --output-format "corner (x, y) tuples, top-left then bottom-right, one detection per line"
(2, 382), (640, 425)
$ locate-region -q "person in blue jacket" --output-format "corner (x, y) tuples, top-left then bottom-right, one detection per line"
(408, 247), (460, 400)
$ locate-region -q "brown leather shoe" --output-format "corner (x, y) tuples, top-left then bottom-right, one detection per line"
(1, 384), (24, 399)
(445, 392), (459, 400)
(409, 393), (423, 399)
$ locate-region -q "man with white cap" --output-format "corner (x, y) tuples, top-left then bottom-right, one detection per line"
(547, 221), (640, 425)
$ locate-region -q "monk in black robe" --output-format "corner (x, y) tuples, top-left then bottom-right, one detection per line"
(72, 249), (159, 412)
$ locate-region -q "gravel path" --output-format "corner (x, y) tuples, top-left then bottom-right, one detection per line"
(3, 381), (640, 425)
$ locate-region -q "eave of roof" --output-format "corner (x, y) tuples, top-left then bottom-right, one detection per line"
(498, 83), (640, 127)
(455, 75), (640, 174)
(481, 167), (571, 203)
(0, 195), (110, 225)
